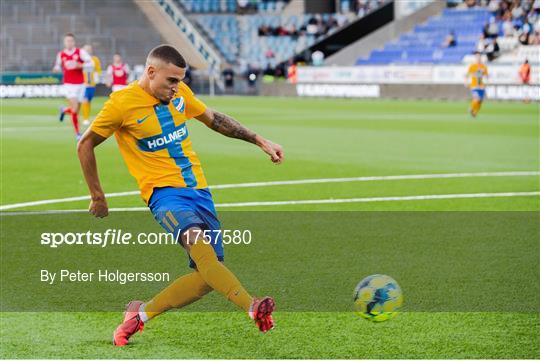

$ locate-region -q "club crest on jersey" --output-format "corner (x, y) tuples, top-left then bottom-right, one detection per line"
(172, 97), (185, 113)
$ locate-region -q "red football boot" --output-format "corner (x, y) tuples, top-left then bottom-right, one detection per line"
(113, 300), (145, 346)
(250, 297), (275, 333)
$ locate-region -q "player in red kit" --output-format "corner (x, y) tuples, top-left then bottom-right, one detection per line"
(53, 33), (94, 140)
(106, 54), (130, 92)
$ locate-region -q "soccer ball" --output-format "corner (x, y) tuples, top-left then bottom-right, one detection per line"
(353, 274), (403, 322)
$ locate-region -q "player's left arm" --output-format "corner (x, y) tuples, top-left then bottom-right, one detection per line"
(196, 108), (284, 164)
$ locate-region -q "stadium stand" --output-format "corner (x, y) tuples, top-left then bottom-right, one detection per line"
(1, 0), (389, 72)
(193, 14), (324, 67)
(357, 8), (491, 64)
(357, 0), (540, 65)
(178, 0), (289, 13)
(178, 0), (389, 70)
(493, 43), (540, 63)
(0, 0), (163, 71)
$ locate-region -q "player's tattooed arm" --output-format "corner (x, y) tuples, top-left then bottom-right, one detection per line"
(210, 111), (258, 144)
(196, 108), (284, 163)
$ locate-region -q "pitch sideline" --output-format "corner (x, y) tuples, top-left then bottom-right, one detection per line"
(0, 171), (538, 211)
(1, 191), (539, 216)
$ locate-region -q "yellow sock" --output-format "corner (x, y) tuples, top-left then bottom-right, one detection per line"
(471, 100), (481, 115)
(474, 100), (482, 115)
(189, 240), (253, 311)
(144, 271), (212, 320)
(81, 101), (90, 120)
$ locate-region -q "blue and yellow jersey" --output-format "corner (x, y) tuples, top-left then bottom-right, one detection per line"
(84, 55), (102, 87)
(90, 81), (208, 203)
(467, 63), (488, 89)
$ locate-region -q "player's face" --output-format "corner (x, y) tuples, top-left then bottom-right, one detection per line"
(113, 55), (122, 64)
(64, 36), (75, 50)
(148, 62), (186, 104)
(83, 45), (92, 55)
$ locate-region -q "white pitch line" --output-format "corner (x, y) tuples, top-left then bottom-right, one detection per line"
(0, 171), (538, 211)
(215, 191), (540, 208)
(1, 191), (539, 216)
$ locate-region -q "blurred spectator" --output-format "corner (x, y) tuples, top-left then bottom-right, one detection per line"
(222, 66), (234, 89)
(488, 0), (501, 14)
(311, 50), (325, 66)
(263, 64), (274, 77)
(476, 33), (488, 52)
(518, 20), (533, 43)
(258, 25), (270, 36)
(306, 15), (320, 35)
(265, 49), (275, 59)
(511, 1), (525, 21)
(502, 17), (516, 36)
(286, 59), (297, 84)
(483, 16), (500, 37)
(246, 64), (259, 88)
(494, 0), (509, 18)
(258, 13), (347, 38)
(464, 0), (478, 8)
(355, 0), (385, 17)
(485, 37), (500, 60)
(237, 0), (248, 12)
(529, 23), (540, 43)
(459, 0), (540, 45)
(237, 0), (258, 14)
(442, 30), (458, 47)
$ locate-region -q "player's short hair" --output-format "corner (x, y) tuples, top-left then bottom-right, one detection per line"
(64, 33), (75, 39)
(147, 45), (186, 68)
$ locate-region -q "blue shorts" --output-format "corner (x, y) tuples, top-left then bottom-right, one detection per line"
(149, 187), (223, 268)
(84, 86), (96, 102)
(471, 88), (485, 100)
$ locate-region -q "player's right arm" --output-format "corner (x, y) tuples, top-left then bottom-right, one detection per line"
(77, 98), (123, 218)
(77, 131), (109, 217)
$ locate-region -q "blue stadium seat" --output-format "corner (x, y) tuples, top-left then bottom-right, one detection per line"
(358, 8), (490, 65)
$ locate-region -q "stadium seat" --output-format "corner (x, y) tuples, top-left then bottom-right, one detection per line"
(358, 8), (490, 65)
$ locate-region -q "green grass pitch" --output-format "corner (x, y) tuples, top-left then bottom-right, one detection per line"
(0, 96), (539, 359)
